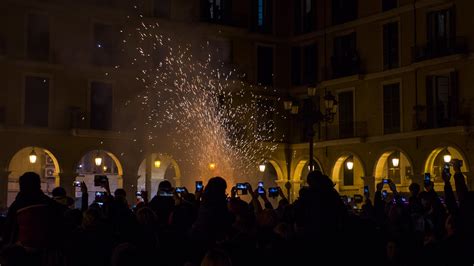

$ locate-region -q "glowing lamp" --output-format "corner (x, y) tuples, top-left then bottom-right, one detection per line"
(209, 163), (216, 170)
(283, 101), (293, 110)
(94, 154), (103, 166)
(154, 159), (161, 168)
(443, 154), (452, 163)
(308, 87), (317, 97)
(391, 158), (400, 168)
(346, 161), (354, 170)
(259, 163), (266, 173)
(29, 149), (37, 164)
(290, 105), (299, 114)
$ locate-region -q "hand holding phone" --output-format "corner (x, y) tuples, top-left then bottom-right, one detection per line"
(257, 182), (265, 196)
(73, 181), (81, 187)
(195, 181), (203, 192)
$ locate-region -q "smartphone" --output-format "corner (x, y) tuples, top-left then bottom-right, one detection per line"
(363, 185), (369, 194)
(424, 173), (431, 186)
(94, 175), (108, 187)
(73, 181), (81, 187)
(268, 187), (279, 197)
(236, 183), (248, 195)
(95, 191), (106, 202)
(175, 187), (186, 193)
(257, 182), (265, 195)
(382, 179), (389, 184)
(136, 191), (142, 197)
(159, 191), (174, 197)
(443, 163), (451, 177)
(196, 181), (203, 192)
(382, 190), (388, 199)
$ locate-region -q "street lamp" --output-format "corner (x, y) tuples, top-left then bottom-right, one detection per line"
(209, 163), (216, 170)
(154, 159), (161, 168)
(391, 158), (400, 168)
(94, 151), (103, 166)
(29, 148), (38, 164)
(346, 160), (354, 170)
(259, 163), (266, 173)
(443, 154), (452, 163)
(284, 89), (338, 172)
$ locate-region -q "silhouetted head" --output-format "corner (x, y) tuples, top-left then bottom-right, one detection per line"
(409, 183), (420, 196)
(19, 172), (41, 194)
(114, 188), (126, 199)
(136, 207), (157, 226)
(52, 187), (66, 197)
(203, 176), (227, 203)
(306, 171), (334, 190)
(158, 180), (172, 194)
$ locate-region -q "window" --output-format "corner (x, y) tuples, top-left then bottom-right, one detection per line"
(295, 0), (315, 34)
(383, 22), (399, 70)
(93, 23), (119, 66)
(383, 83), (400, 134)
(343, 157), (354, 186)
(332, 0), (357, 25)
(24, 76), (49, 127)
(426, 72), (458, 128)
(332, 32), (358, 78)
(382, 0), (398, 11)
(27, 13), (49, 61)
(252, 0), (273, 33)
(338, 90), (354, 138)
(0, 34), (5, 55)
(257, 45), (273, 86)
(154, 0), (171, 18)
(292, 44), (317, 86)
(201, 0), (232, 23)
(427, 9), (455, 48)
(90, 82), (113, 130)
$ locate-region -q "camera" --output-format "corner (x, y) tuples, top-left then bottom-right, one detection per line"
(382, 179), (389, 184)
(268, 187), (279, 198)
(73, 181), (81, 187)
(257, 182), (265, 195)
(196, 181), (203, 192)
(136, 191), (142, 197)
(95, 191), (106, 202)
(236, 183), (248, 195)
(424, 173), (431, 186)
(175, 187), (186, 193)
(94, 175), (108, 187)
(363, 185), (369, 194)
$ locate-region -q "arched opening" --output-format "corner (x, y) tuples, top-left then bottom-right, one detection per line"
(331, 154), (365, 195)
(74, 150), (124, 206)
(137, 153), (182, 197)
(294, 158), (323, 186)
(374, 150), (413, 192)
(7, 147), (61, 206)
(424, 146), (469, 189)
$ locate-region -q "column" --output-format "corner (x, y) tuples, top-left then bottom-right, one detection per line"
(362, 176), (375, 197)
(122, 170), (139, 205)
(59, 171), (75, 198)
(145, 154), (152, 195)
(0, 171), (11, 208)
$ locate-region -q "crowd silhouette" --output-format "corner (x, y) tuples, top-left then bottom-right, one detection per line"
(0, 162), (473, 266)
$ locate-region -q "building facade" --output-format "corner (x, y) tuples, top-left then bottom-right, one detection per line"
(0, 0), (473, 207)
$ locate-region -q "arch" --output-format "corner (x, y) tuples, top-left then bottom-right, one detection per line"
(424, 145), (469, 187)
(266, 159), (285, 181)
(373, 148), (414, 192)
(293, 157), (323, 182)
(137, 153), (182, 197)
(74, 149), (124, 206)
(331, 152), (366, 194)
(7, 146), (61, 207)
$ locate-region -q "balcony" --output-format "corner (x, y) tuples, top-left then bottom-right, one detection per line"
(317, 121), (368, 141)
(412, 37), (468, 62)
(331, 53), (361, 79)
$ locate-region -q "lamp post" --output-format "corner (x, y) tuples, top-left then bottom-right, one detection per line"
(285, 88), (338, 172)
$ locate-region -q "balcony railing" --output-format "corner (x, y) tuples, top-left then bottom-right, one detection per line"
(412, 37), (468, 62)
(317, 121), (367, 141)
(331, 53), (361, 79)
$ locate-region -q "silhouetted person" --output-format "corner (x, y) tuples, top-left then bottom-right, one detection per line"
(149, 180), (175, 226)
(3, 172), (63, 249)
(52, 186), (74, 208)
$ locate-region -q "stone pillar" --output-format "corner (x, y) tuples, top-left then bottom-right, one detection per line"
(59, 172), (75, 198)
(0, 171), (11, 208)
(362, 176), (375, 197)
(173, 176), (181, 187)
(122, 171), (139, 205)
(145, 155), (152, 195)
